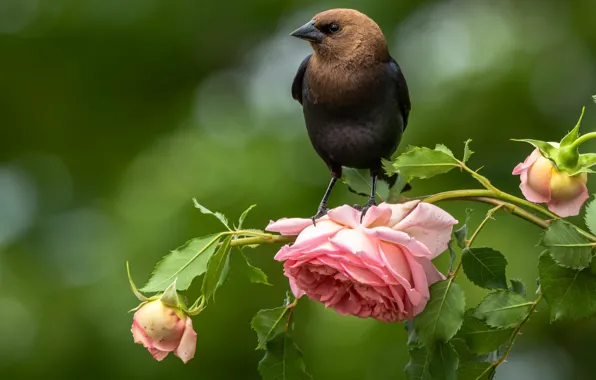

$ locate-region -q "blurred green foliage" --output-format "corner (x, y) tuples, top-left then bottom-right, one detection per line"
(1, 0), (596, 379)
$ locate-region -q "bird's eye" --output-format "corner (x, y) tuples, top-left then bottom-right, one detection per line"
(328, 23), (340, 33)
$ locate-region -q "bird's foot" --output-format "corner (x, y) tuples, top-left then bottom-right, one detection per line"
(355, 199), (377, 223)
(311, 206), (329, 226)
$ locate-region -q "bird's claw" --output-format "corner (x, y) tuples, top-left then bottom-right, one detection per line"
(356, 200), (376, 223)
(311, 206), (329, 226)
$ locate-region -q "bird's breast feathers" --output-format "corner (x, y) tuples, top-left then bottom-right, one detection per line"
(304, 61), (385, 105)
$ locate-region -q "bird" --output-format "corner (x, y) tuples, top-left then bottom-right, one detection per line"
(289, 8), (411, 222)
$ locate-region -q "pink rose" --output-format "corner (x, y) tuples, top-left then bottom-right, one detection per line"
(131, 299), (197, 363)
(266, 201), (458, 323)
(513, 146), (588, 217)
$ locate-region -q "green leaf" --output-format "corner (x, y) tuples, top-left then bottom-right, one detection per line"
(435, 144), (455, 157)
(414, 280), (466, 345)
(473, 290), (532, 328)
(560, 106), (585, 147)
(140, 234), (222, 292)
(217, 253), (232, 288)
(389, 147), (460, 179)
(405, 347), (431, 380)
(511, 139), (556, 158)
(428, 342), (459, 380)
(405, 320), (419, 346)
(202, 236), (233, 301)
(541, 219), (592, 270)
(454, 209), (473, 249)
(241, 252), (271, 285)
(252, 306), (290, 350)
(539, 251), (596, 321)
(192, 199), (230, 230)
(463, 139), (474, 163)
(457, 313), (513, 355)
(509, 279), (527, 297)
(237, 204), (257, 230)
(258, 333), (312, 380)
(342, 167), (389, 200)
(458, 362), (495, 380)
(450, 338), (481, 363)
(462, 247), (508, 290)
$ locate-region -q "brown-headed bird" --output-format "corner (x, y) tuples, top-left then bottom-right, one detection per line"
(290, 8), (411, 221)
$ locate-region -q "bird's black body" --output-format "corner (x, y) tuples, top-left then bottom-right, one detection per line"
(292, 54), (410, 180)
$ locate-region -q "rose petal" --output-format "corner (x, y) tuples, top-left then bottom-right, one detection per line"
(133, 301), (185, 352)
(547, 183), (590, 217)
(331, 289), (363, 316)
(365, 226), (433, 259)
(386, 284), (406, 312)
(392, 202), (458, 258)
(174, 317), (197, 364)
(339, 262), (386, 286)
(417, 257), (445, 285)
(131, 319), (153, 348)
(512, 148), (542, 175)
(327, 205), (362, 228)
(266, 218), (314, 235)
(289, 278), (306, 298)
(294, 220), (343, 245)
(378, 242), (424, 307)
(329, 228), (381, 262)
(379, 200), (420, 228)
(361, 205), (392, 228)
(402, 261), (430, 316)
(522, 156), (553, 202)
(377, 241), (412, 283)
(149, 348), (169, 361)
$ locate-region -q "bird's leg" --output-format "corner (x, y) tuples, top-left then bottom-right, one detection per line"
(311, 174), (339, 225)
(355, 172), (378, 222)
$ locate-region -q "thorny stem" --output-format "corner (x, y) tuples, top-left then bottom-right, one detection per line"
(468, 197), (548, 229)
(424, 191), (549, 229)
(422, 189), (596, 242)
(456, 160), (570, 220)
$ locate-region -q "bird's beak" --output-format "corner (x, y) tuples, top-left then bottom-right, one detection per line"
(290, 20), (324, 43)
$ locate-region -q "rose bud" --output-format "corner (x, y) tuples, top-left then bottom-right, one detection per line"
(513, 146), (588, 217)
(131, 299), (197, 363)
(266, 201), (458, 323)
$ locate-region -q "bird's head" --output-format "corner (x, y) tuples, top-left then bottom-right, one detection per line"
(290, 9), (388, 65)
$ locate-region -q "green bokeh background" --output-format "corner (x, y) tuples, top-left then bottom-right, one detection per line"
(1, 0), (596, 379)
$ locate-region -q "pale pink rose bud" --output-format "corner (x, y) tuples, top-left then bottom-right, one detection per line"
(513, 147), (588, 217)
(131, 299), (197, 363)
(266, 201), (458, 323)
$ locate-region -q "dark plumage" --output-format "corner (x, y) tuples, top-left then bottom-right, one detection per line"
(290, 8), (411, 221)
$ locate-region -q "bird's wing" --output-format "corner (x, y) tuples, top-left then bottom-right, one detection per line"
(387, 57), (411, 129)
(291, 54), (312, 105)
